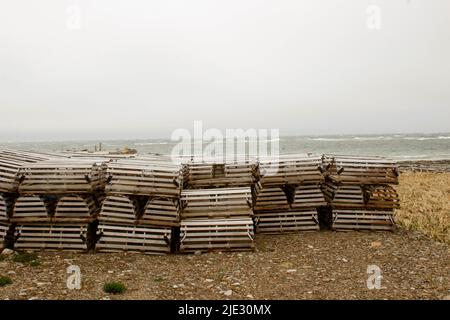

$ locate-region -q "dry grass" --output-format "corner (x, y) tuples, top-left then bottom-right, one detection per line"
(395, 172), (450, 244)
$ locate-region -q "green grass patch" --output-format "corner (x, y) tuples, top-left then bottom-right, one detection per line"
(13, 252), (40, 266)
(30, 260), (41, 267)
(103, 282), (126, 295)
(0, 276), (12, 287)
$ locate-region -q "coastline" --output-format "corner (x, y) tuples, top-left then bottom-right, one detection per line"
(397, 159), (450, 173)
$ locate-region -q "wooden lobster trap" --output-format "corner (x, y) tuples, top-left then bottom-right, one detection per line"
(322, 181), (399, 210)
(253, 184), (323, 233)
(179, 218), (254, 253)
(0, 149), (55, 193)
(186, 158), (258, 188)
(95, 224), (172, 254)
(180, 187), (253, 219)
(11, 196), (51, 222)
(18, 159), (106, 194)
(321, 182), (365, 208)
(258, 154), (324, 186)
(14, 224), (89, 251)
(322, 155), (399, 185)
(98, 195), (139, 225)
(290, 184), (327, 210)
(254, 210), (319, 234)
(54, 195), (99, 222)
(10, 195), (98, 251)
(104, 159), (185, 197)
(331, 209), (395, 231)
(362, 185), (400, 209)
(138, 197), (180, 227)
(253, 184), (290, 212)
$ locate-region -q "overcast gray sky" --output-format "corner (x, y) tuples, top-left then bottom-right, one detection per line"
(0, 0), (449, 141)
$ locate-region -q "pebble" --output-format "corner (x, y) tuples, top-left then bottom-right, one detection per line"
(205, 279), (214, 283)
(370, 241), (382, 248)
(108, 271), (114, 274)
(286, 269), (297, 273)
(7, 271), (16, 275)
(342, 258), (348, 263)
(224, 290), (233, 296)
(1, 248), (15, 256)
(246, 294), (254, 299)
(194, 251), (202, 255)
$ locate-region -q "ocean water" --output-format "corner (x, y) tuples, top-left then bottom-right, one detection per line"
(1, 133), (449, 160)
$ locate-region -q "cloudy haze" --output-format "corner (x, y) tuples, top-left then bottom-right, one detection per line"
(0, 0), (449, 142)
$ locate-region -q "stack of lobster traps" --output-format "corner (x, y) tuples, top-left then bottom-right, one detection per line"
(0, 149), (67, 249)
(321, 155), (399, 231)
(179, 157), (256, 252)
(96, 157), (187, 254)
(10, 158), (106, 251)
(252, 154), (325, 233)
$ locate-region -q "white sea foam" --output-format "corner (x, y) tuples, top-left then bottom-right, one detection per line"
(134, 142), (172, 146)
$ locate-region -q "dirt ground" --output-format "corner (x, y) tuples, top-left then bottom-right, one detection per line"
(0, 228), (448, 300)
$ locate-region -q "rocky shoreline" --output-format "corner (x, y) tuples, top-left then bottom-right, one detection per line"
(398, 159), (450, 173)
